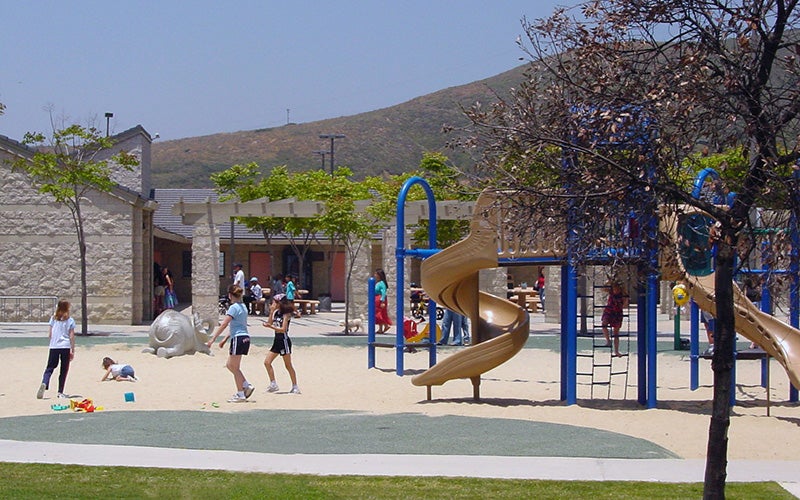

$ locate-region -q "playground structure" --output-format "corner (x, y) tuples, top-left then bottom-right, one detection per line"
(680, 169), (800, 402)
(370, 171), (800, 408)
(661, 205), (800, 391)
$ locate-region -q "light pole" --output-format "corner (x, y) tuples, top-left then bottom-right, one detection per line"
(319, 133), (345, 175)
(104, 112), (113, 137)
(313, 150), (328, 170)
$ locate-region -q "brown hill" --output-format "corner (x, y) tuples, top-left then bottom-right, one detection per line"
(151, 64), (528, 188)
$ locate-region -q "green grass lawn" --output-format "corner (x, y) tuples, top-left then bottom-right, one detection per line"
(0, 463), (792, 499)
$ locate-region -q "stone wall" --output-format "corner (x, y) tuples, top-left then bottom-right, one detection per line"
(0, 129), (154, 325)
(0, 163), (138, 323)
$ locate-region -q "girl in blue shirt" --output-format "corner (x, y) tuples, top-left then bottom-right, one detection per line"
(207, 285), (256, 403)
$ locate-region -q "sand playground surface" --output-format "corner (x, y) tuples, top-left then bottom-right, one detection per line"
(1, 332), (798, 461)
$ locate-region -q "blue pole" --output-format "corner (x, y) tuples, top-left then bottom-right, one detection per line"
(395, 246), (405, 376)
(690, 168), (720, 198)
(790, 179), (800, 400)
(564, 264), (578, 405)
(560, 265), (569, 401)
(637, 284), (648, 405)
(646, 273), (658, 408)
(690, 300), (699, 390)
(395, 176), (438, 375)
(367, 277), (376, 369)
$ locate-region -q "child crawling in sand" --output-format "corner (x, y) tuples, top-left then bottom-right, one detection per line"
(100, 357), (137, 382)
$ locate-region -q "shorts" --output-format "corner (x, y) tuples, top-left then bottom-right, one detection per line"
(270, 333), (292, 356)
(229, 335), (251, 356)
(601, 309), (623, 329)
(120, 365), (135, 378)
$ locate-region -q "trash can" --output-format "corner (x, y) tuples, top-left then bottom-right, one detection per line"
(318, 295), (332, 312)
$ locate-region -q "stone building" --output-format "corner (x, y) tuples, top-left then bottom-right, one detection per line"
(0, 126), (158, 324)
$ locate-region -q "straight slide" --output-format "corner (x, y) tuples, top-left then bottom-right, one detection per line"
(662, 208), (800, 390)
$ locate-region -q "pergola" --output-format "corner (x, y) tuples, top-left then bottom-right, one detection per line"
(171, 196), (475, 324)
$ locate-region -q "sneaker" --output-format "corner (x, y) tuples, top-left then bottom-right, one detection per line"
(36, 383), (46, 399)
(227, 393), (247, 403)
(702, 346), (714, 356)
(243, 383), (255, 399)
(289, 386), (301, 395)
(267, 382), (279, 393)
(57, 393), (69, 399)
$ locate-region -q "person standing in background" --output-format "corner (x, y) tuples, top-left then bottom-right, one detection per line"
(374, 268), (392, 334)
(439, 309), (469, 346)
(232, 263), (245, 291)
(271, 274), (285, 299)
(284, 274), (300, 318)
(162, 266), (176, 309)
(535, 271), (546, 312)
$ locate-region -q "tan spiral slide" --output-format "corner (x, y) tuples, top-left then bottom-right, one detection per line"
(662, 208), (800, 390)
(411, 192), (530, 398)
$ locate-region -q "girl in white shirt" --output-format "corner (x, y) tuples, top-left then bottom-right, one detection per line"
(36, 300), (76, 399)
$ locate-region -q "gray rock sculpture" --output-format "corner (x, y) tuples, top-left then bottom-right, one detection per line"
(142, 310), (212, 358)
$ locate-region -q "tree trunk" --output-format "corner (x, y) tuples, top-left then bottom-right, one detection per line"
(703, 233), (737, 498)
(77, 213), (89, 336)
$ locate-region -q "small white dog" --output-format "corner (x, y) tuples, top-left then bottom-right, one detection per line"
(338, 316), (364, 333)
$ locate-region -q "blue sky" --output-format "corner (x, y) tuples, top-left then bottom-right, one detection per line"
(1, 1), (573, 142)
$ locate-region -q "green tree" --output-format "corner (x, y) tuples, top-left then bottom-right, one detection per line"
(455, 2), (800, 497)
(212, 163), (292, 273)
(415, 152), (475, 248)
(10, 124), (138, 335)
(308, 167), (391, 327)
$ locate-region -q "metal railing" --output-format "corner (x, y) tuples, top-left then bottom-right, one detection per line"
(0, 296), (59, 323)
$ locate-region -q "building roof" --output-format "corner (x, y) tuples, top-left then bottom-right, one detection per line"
(152, 188), (264, 240)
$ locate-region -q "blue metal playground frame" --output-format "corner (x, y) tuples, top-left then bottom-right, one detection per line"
(686, 168), (800, 402)
(372, 175), (662, 408)
(369, 157), (799, 409)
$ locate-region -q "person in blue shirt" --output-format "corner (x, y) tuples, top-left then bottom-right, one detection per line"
(284, 273), (301, 318)
(207, 285), (255, 403)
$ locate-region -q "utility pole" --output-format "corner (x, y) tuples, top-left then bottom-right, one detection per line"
(104, 112), (113, 137)
(319, 133), (345, 175)
(313, 150), (328, 170)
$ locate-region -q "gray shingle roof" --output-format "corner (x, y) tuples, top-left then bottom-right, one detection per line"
(152, 188), (264, 240)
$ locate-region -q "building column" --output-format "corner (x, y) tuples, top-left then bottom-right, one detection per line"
(479, 267), (507, 298)
(192, 223), (220, 327)
(347, 239), (371, 320)
(382, 226), (407, 321)
(545, 266), (561, 323)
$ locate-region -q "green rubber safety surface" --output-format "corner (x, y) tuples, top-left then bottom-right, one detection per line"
(0, 409), (677, 459)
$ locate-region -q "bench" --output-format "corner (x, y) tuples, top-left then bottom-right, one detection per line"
(507, 295), (541, 312)
(294, 299), (320, 315)
(525, 296), (541, 313)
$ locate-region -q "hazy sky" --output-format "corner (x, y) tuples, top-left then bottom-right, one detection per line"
(1, 1), (574, 142)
